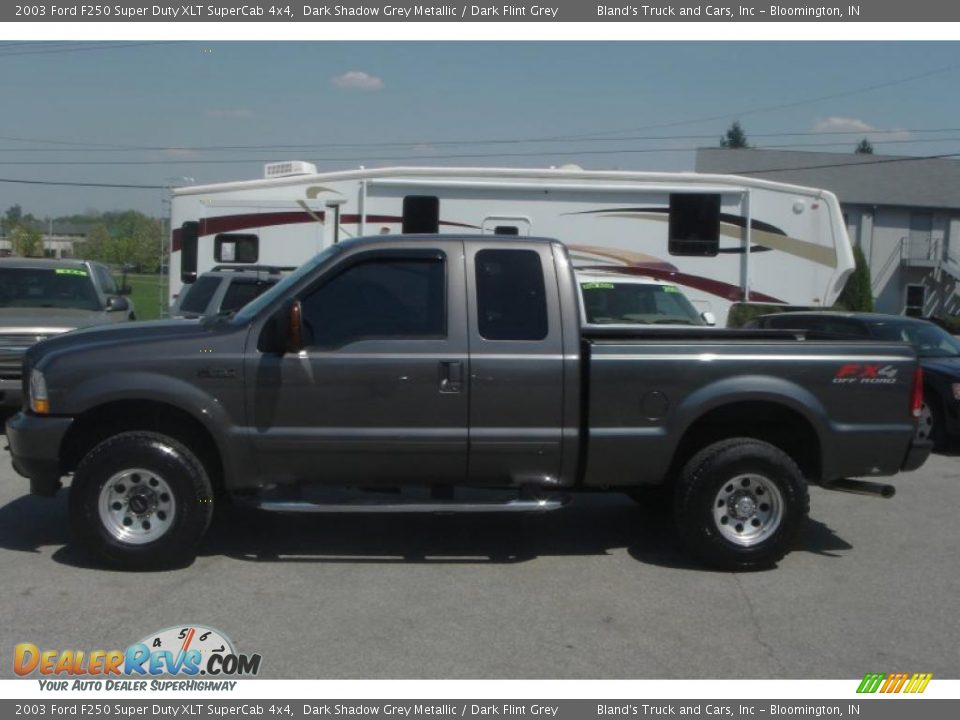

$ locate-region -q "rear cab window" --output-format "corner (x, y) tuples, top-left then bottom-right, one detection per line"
(475, 249), (548, 340)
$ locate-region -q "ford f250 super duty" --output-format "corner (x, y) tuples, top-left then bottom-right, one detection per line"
(5, 236), (931, 570)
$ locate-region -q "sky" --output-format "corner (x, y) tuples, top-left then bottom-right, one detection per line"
(1, 40), (960, 217)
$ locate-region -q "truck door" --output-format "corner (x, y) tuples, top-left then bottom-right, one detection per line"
(248, 240), (469, 485)
(465, 242), (566, 484)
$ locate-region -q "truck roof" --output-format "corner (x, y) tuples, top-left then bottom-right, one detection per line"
(0, 257), (91, 270)
(335, 233), (565, 250)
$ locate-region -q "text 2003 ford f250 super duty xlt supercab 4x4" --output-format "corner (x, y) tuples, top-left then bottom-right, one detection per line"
(5, 236), (931, 570)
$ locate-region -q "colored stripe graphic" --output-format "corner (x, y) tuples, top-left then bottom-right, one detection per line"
(857, 672), (932, 693)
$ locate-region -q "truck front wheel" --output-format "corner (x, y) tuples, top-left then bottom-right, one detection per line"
(68, 432), (214, 569)
(674, 438), (808, 570)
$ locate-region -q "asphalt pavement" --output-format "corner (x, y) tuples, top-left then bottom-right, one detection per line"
(1, 432), (958, 679)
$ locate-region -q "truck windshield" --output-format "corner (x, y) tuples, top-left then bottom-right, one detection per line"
(869, 320), (960, 358)
(580, 281), (703, 325)
(232, 244), (343, 323)
(0, 267), (101, 312)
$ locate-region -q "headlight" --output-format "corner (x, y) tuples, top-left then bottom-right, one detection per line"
(29, 369), (49, 415)
(952, 383), (960, 401)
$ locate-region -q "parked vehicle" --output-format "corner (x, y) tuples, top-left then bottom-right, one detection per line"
(170, 265), (290, 319)
(169, 164), (855, 326)
(6, 236), (928, 571)
(749, 311), (960, 447)
(576, 270), (714, 328)
(0, 258), (135, 410)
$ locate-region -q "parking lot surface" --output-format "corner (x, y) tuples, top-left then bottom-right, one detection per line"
(1, 438), (958, 679)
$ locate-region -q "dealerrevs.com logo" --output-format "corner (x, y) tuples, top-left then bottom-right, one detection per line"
(14, 625), (261, 690)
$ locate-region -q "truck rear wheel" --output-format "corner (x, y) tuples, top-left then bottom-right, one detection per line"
(674, 438), (808, 570)
(68, 432), (214, 569)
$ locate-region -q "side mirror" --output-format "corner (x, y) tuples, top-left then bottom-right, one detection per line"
(701, 311), (717, 326)
(107, 296), (130, 312)
(258, 300), (304, 354)
(286, 300), (304, 353)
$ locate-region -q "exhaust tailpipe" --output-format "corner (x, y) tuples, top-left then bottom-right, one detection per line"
(823, 479), (896, 499)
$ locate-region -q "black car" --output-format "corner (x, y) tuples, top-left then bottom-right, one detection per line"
(751, 311), (960, 446)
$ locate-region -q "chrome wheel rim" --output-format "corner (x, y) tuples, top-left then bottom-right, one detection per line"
(712, 473), (783, 547)
(97, 469), (176, 545)
(916, 402), (934, 441)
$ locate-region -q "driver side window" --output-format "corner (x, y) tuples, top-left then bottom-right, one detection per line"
(300, 256), (446, 349)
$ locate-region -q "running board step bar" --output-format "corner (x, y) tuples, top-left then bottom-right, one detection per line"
(255, 498), (567, 514)
(821, 479), (896, 499)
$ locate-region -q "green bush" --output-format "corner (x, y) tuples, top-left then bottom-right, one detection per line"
(835, 245), (874, 312)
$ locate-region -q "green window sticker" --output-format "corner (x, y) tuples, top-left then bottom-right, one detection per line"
(662, 285), (680, 293)
(54, 268), (88, 277)
(581, 282), (615, 290)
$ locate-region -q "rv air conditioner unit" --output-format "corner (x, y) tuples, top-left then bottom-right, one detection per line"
(264, 161), (318, 179)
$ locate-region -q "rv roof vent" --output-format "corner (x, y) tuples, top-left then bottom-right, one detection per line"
(264, 161), (318, 179)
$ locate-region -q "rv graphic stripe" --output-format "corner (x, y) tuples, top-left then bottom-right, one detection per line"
(565, 206), (789, 237)
(171, 213), (480, 250)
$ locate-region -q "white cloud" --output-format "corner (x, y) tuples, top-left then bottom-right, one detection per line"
(331, 71), (384, 91)
(204, 108), (255, 119)
(813, 116), (911, 141)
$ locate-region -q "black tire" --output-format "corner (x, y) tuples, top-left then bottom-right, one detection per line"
(68, 431), (214, 569)
(918, 392), (945, 449)
(674, 438), (809, 571)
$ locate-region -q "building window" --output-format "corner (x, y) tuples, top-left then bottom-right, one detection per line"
(668, 193), (721, 257)
(215, 233), (259, 264)
(904, 284), (927, 318)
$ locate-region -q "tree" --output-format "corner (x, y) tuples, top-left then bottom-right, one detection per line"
(720, 121), (750, 149)
(76, 223), (111, 262)
(855, 138), (874, 154)
(2, 204), (23, 236)
(9, 224), (42, 257)
(74, 212), (162, 272)
(836, 244), (874, 312)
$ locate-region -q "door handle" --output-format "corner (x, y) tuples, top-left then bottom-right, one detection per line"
(439, 360), (463, 394)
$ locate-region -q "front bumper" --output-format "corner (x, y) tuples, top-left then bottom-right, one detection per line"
(5, 411), (74, 496)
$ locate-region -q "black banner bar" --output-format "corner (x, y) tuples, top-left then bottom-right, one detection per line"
(2, 700), (958, 719)
(3, 1), (959, 23)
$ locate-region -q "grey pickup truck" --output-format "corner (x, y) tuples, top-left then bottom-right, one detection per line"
(6, 236), (931, 570)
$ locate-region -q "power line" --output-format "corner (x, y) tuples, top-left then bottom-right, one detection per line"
(5, 137), (960, 166)
(549, 62), (960, 141)
(0, 42), (174, 58)
(0, 126), (953, 155)
(0, 177), (163, 189)
(735, 152), (960, 175)
(3, 148), (960, 189)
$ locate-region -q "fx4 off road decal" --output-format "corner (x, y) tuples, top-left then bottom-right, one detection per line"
(833, 364), (899, 385)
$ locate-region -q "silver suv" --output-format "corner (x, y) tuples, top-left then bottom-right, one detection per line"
(170, 265), (292, 319)
(0, 258), (135, 409)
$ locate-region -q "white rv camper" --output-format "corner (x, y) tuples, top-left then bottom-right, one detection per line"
(169, 165), (855, 326)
